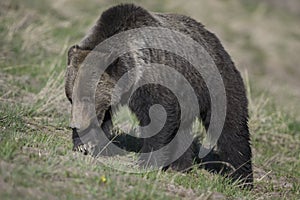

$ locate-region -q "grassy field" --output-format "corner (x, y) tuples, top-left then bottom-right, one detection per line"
(0, 0), (299, 199)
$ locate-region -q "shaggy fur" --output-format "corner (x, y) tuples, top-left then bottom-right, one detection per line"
(65, 4), (253, 188)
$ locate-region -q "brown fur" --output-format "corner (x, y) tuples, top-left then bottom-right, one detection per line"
(65, 4), (253, 188)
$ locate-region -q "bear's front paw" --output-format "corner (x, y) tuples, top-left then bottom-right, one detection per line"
(72, 128), (88, 155)
(73, 143), (89, 155)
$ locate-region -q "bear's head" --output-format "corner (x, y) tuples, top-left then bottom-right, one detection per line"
(65, 44), (117, 134)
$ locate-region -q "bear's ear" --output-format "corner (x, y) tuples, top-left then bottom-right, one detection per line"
(67, 45), (91, 66)
(67, 45), (78, 66)
(79, 4), (158, 50)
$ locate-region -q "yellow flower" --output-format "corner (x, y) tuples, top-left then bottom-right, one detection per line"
(100, 175), (107, 183)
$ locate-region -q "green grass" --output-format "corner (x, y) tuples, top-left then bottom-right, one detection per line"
(0, 0), (299, 199)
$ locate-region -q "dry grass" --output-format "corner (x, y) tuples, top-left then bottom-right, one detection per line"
(0, 0), (299, 199)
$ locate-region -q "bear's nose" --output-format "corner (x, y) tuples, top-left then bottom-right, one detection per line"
(72, 127), (79, 135)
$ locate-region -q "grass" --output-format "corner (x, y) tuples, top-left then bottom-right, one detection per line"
(0, 0), (299, 199)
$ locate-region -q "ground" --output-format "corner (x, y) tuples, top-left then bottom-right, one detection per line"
(0, 0), (299, 199)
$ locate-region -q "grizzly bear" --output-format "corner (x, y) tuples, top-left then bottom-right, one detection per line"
(65, 4), (253, 188)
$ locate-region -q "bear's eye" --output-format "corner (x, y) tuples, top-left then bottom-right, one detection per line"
(67, 56), (71, 66)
